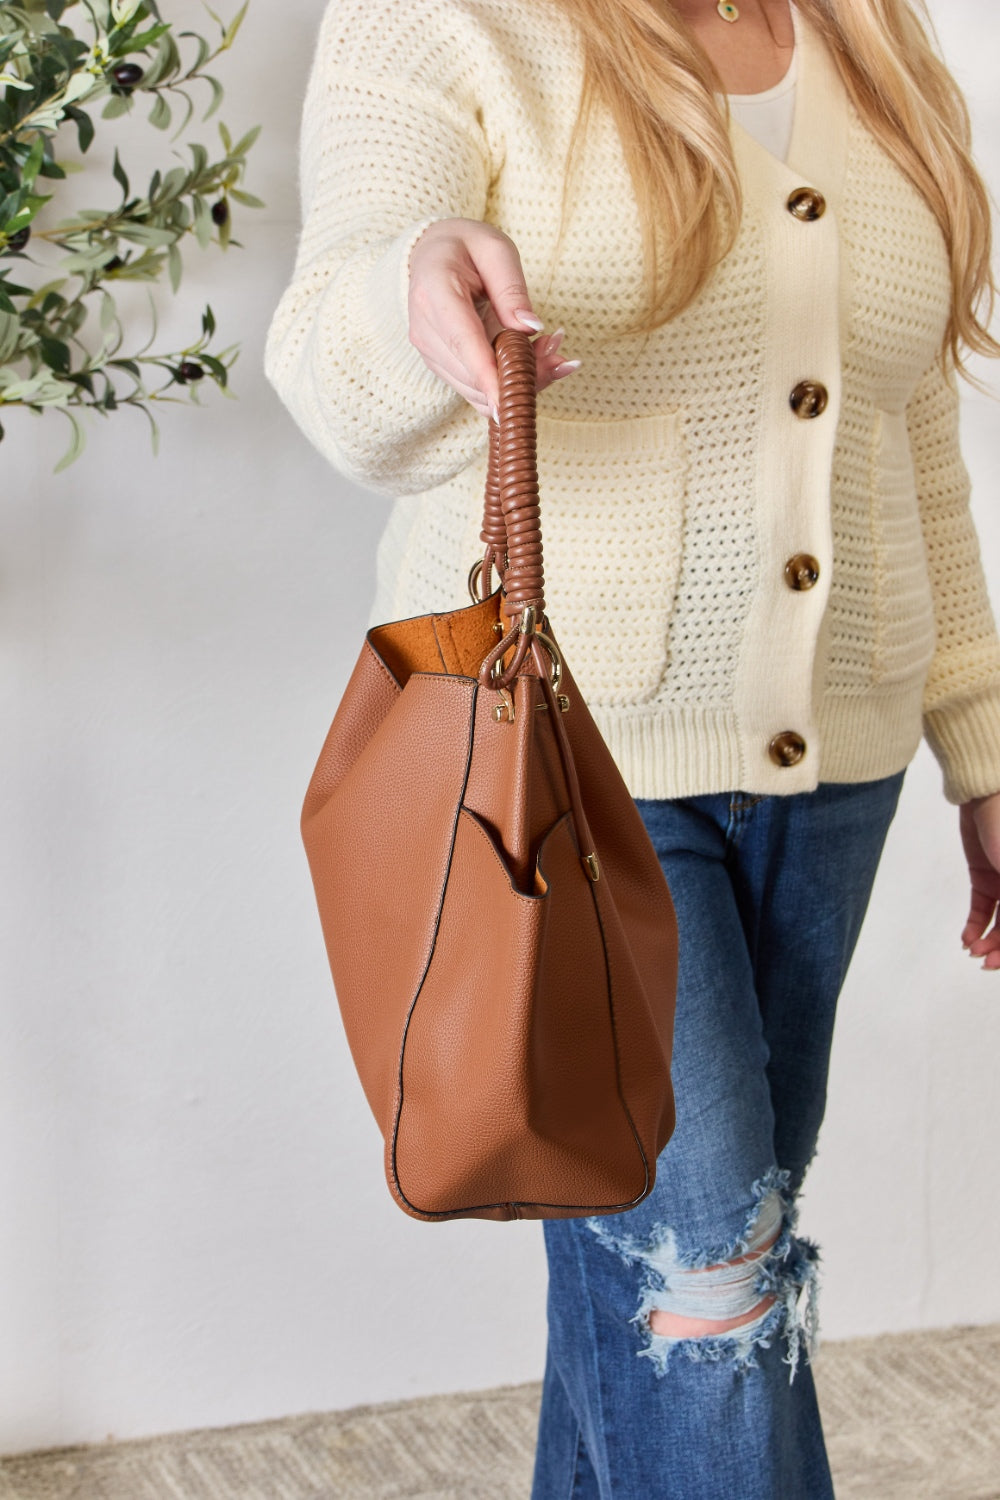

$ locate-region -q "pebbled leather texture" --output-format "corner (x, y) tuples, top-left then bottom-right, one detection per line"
(301, 331), (678, 1222)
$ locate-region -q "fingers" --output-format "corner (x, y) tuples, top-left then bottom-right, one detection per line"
(417, 351), (495, 419)
(966, 928), (1000, 969)
(415, 312), (499, 419)
(962, 885), (1000, 968)
(472, 229), (543, 344)
(409, 221), (537, 410)
(408, 219), (581, 417)
(535, 327), (583, 394)
(410, 277), (503, 415)
(958, 799), (1000, 969)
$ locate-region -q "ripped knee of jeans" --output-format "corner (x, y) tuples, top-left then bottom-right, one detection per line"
(585, 1165), (820, 1383)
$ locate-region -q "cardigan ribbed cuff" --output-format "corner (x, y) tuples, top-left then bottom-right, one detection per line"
(924, 687), (1000, 804)
(360, 216), (460, 411)
(287, 216), (484, 495)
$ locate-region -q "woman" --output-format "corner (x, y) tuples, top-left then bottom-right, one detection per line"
(265, 0), (1000, 1493)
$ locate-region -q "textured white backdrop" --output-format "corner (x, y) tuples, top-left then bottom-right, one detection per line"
(0, 0), (997, 1454)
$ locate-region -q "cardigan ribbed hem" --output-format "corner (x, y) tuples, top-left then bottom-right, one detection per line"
(592, 688), (927, 801)
(594, 706), (746, 801)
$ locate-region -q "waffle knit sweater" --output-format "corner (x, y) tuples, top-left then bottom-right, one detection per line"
(264, 0), (1000, 804)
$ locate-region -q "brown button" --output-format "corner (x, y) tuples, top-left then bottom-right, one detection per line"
(787, 187), (827, 221)
(784, 553), (820, 591)
(769, 731), (807, 767)
(789, 380), (828, 419)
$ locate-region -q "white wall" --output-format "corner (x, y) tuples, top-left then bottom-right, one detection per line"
(0, 0), (997, 1456)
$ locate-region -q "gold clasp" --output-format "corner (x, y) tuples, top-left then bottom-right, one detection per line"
(493, 687), (515, 724)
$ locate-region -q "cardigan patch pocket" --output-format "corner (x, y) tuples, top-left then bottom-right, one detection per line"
(869, 408), (936, 686)
(534, 410), (688, 707)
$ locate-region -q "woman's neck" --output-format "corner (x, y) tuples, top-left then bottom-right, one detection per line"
(670, 0), (795, 94)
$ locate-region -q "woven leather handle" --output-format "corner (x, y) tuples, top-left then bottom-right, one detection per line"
(477, 329), (546, 688)
(486, 329), (545, 618)
(476, 331), (601, 879)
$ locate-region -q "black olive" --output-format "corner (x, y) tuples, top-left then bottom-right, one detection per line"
(6, 226), (31, 252)
(175, 362), (205, 384)
(211, 200), (229, 227)
(112, 63), (144, 90)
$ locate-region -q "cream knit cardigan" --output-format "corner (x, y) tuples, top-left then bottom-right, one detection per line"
(264, 0), (1000, 804)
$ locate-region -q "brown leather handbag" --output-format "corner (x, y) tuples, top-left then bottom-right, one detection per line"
(301, 329), (677, 1222)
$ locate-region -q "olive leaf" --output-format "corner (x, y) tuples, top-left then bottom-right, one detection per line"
(0, 0), (263, 470)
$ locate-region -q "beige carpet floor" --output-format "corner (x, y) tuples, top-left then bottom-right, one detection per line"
(1, 1324), (998, 1499)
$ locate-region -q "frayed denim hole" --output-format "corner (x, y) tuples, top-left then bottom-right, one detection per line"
(585, 1164), (794, 1271)
(637, 1294), (790, 1377)
(588, 1167), (822, 1385)
(581, 1164), (791, 1272)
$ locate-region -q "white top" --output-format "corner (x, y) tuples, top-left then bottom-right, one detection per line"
(727, 6), (799, 163)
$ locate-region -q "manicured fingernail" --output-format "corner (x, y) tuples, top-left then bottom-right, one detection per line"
(490, 403), (499, 423)
(553, 358), (582, 377)
(545, 328), (566, 356)
(515, 309), (544, 332)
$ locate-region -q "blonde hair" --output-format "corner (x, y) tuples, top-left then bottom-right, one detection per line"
(550, 0), (998, 375)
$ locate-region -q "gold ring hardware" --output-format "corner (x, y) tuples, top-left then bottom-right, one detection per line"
(468, 555), (503, 604)
(488, 623), (562, 690)
(493, 687), (515, 724)
(534, 694), (571, 714)
(533, 629), (564, 694)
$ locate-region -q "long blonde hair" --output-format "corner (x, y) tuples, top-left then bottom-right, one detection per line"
(549, 0), (998, 374)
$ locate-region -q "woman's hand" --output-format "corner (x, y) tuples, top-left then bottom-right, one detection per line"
(960, 791), (1000, 969)
(408, 218), (580, 420)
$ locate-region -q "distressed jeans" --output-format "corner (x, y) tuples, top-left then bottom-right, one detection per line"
(531, 772), (906, 1500)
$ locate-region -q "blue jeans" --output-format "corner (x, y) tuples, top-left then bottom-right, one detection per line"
(531, 773), (906, 1500)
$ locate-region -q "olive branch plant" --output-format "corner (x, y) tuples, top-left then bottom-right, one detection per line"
(0, 0), (262, 470)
